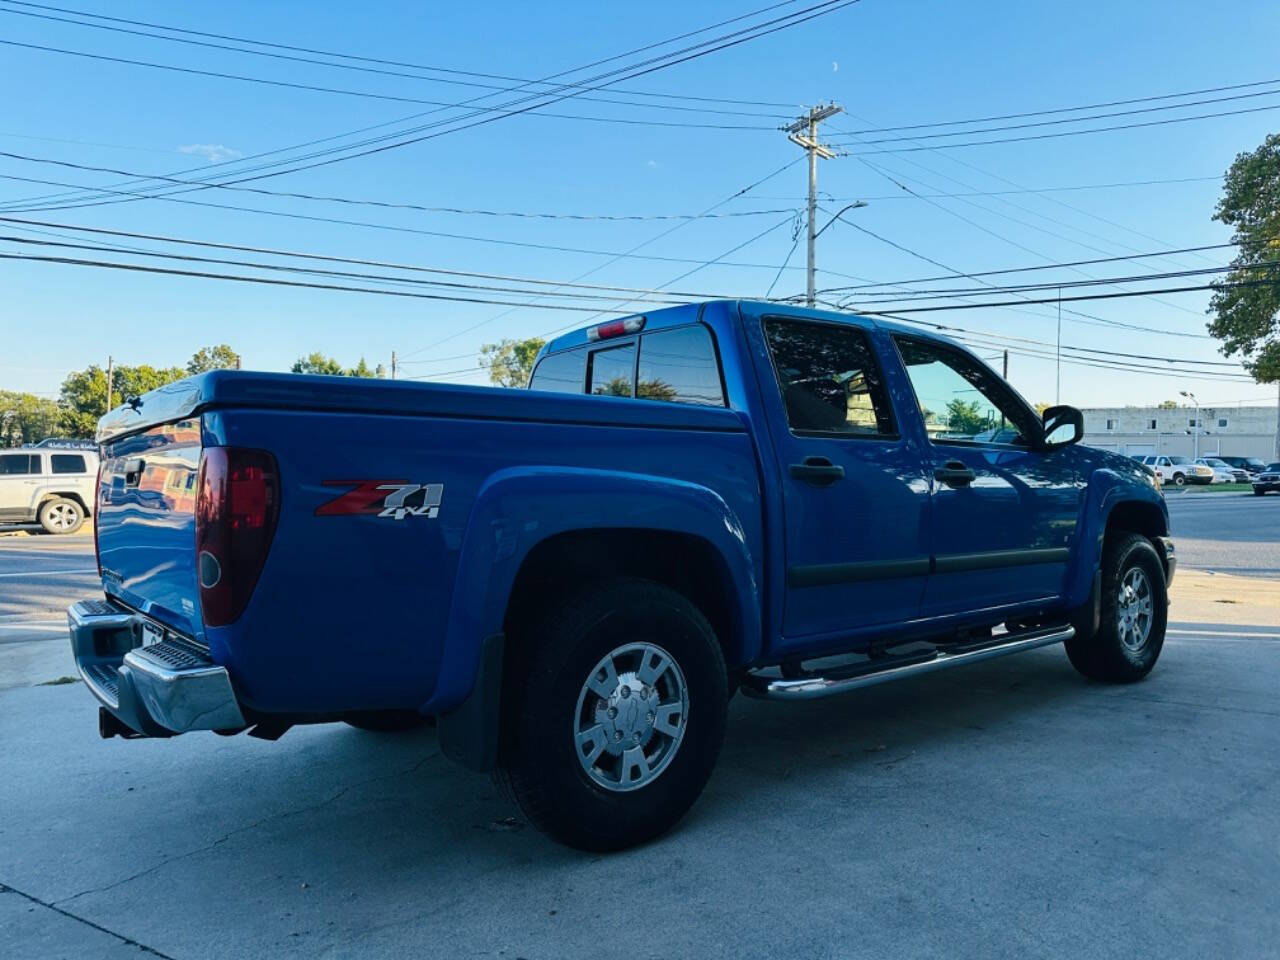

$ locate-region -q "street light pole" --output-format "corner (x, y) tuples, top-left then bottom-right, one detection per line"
(1181, 390), (1200, 459)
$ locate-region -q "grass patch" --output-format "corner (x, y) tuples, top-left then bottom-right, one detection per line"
(1166, 483), (1253, 494)
(39, 676), (79, 686)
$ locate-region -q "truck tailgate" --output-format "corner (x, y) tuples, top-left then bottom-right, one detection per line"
(97, 419), (202, 638)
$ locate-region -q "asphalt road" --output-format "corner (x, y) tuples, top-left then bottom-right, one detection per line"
(1, 519), (1278, 959)
(1165, 491), (1280, 577)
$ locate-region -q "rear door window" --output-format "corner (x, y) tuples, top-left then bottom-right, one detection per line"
(529, 348), (587, 394)
(764, 318), (896, 436)
(636, 325), (724, 406)
(51, 454), (88, 475)
(587, 344), (635, 397)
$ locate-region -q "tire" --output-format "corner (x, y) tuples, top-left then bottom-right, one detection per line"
(1064, 533), (1167, 683)
(1171, 473), (1186, 486)
(344, 711), (431, 732)
(1255, 488), (1266, 496)
(39, 497), (84, 535)
(496, 577), (728, 852)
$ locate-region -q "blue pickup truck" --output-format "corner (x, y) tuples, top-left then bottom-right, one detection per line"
(70, 300), (1174, 850)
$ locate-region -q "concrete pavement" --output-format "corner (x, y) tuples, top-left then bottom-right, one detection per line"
(2, 530), (1278, 959)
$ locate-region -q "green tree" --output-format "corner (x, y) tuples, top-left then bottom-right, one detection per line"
(290, 353), (345, 376)
(1157, 399), (1180, 409)
(479, 337), (546, 388)
(57, 364), (185, 438)
(945, 398), (987, 435)
(1209, 133), (1280, 382)
(347, 357), (377, 378)
(186, 344), (240, 375)
(0, 390), (60, 447)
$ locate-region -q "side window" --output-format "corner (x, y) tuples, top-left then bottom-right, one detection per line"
(0, 454), (36, 475)
(528, 348), (587, 394)
(51, 454), (87, 475)
(764, 318), (896, 436)
(636, 325), (724, 406)
(588, 344), (635, 397)
(894, 336), (1038, 446)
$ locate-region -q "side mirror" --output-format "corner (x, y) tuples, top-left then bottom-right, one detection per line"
(1040, 404), (1083, 449)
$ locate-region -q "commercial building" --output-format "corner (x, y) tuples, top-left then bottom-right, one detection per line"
(1079, 404), (1278, 461)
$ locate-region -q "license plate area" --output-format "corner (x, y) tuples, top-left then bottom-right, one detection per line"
(139, 619), (165, 648)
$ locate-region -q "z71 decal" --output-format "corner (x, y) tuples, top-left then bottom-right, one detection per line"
(316, 480), (444, 520)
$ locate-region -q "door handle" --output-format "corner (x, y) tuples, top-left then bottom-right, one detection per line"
(790, 456), (845, 487)
(934, 460), (976, 488)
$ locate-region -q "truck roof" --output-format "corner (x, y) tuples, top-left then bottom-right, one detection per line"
(540, 299), (949, 355)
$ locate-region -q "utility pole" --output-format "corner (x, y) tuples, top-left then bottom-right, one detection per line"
(1181, 390), (1200, 459)
(783, 103), (842, 307)
(1055, 288), (1062, 404)
(1275, 380), (1280, 460)
(1002, 350), (1008, 379)
(105, 355), (113, 414)
(391, 351), (397, 380)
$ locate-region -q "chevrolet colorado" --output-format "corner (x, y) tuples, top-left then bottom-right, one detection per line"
(69, 300), (1174, 850)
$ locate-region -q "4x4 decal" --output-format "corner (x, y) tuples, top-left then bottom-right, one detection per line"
(316, 480), (443, 520)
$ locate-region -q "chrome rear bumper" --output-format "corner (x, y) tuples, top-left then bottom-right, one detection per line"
(68, 599), (245, 736)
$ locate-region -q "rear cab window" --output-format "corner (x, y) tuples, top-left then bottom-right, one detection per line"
(529, 322), (725, 407)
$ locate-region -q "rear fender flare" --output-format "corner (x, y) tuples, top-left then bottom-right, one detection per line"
(423, 466), (760, 714)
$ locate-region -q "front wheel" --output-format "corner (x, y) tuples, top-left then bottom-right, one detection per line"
(39, 497), (84, 535)
(1064, 533), (1167, 683)
(1171, 473), (1186, 486)
(496, 578), (728, 851)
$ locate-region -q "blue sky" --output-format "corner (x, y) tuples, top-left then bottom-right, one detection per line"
(1, 0), (1278, 409)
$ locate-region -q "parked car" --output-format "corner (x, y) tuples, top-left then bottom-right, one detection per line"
(1218, 455), (1269, 477)
(1195, 457), (1247, 483)
(0, 447), (98, 533)
(1252, 462), (1280, 496)
(1138, 455), (1213, 486)
(69, 300), (1175, 851)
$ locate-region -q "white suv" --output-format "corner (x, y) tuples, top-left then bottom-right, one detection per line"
(0, 448), (98, 534)
(1139, 455), (1214, 486)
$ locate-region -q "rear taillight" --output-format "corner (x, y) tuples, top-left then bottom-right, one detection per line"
(195, 447), (279, 627)
(93, 460), (105, 575)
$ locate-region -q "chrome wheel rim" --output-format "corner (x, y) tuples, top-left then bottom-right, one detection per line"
(573, 642), (688, 793)
(47, 503), (77, 531)
(1117, 567), (1154, 651)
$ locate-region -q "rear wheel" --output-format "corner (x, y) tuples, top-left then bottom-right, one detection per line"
(496, 578), (727, 851)
(39, 498), (83, 535)
(1064, 532), (1167, 683)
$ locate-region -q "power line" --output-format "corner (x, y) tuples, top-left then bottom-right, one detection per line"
(0, 149), (796, 221)
(839, 86), (1280, 146)
(835, 76), (1280, 134)
(0, 39), (782, 131)
(0, 1), (823, 213)
(748, 175), (1223, 201)
(818, 243), (1236, 294)
(0, 0), (799, 110)
(859, 279), (1279, 314)
(0, 216), (743, 299)
(0, 171), (823, 274)
(396, 155), (807, 360)
(836, 101), (1280, 154)
(0, 250), (663, 312)
(6, 0), (862, 212)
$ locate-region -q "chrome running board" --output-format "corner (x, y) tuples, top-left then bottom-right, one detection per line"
(741, 624), (1075, 702)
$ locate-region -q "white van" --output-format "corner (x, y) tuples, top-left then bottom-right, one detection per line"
(0, 448), (99, 533)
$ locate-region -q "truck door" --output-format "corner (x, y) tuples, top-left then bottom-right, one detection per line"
(748, 314), (931, 649)
(889, 335), (1083, 615)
